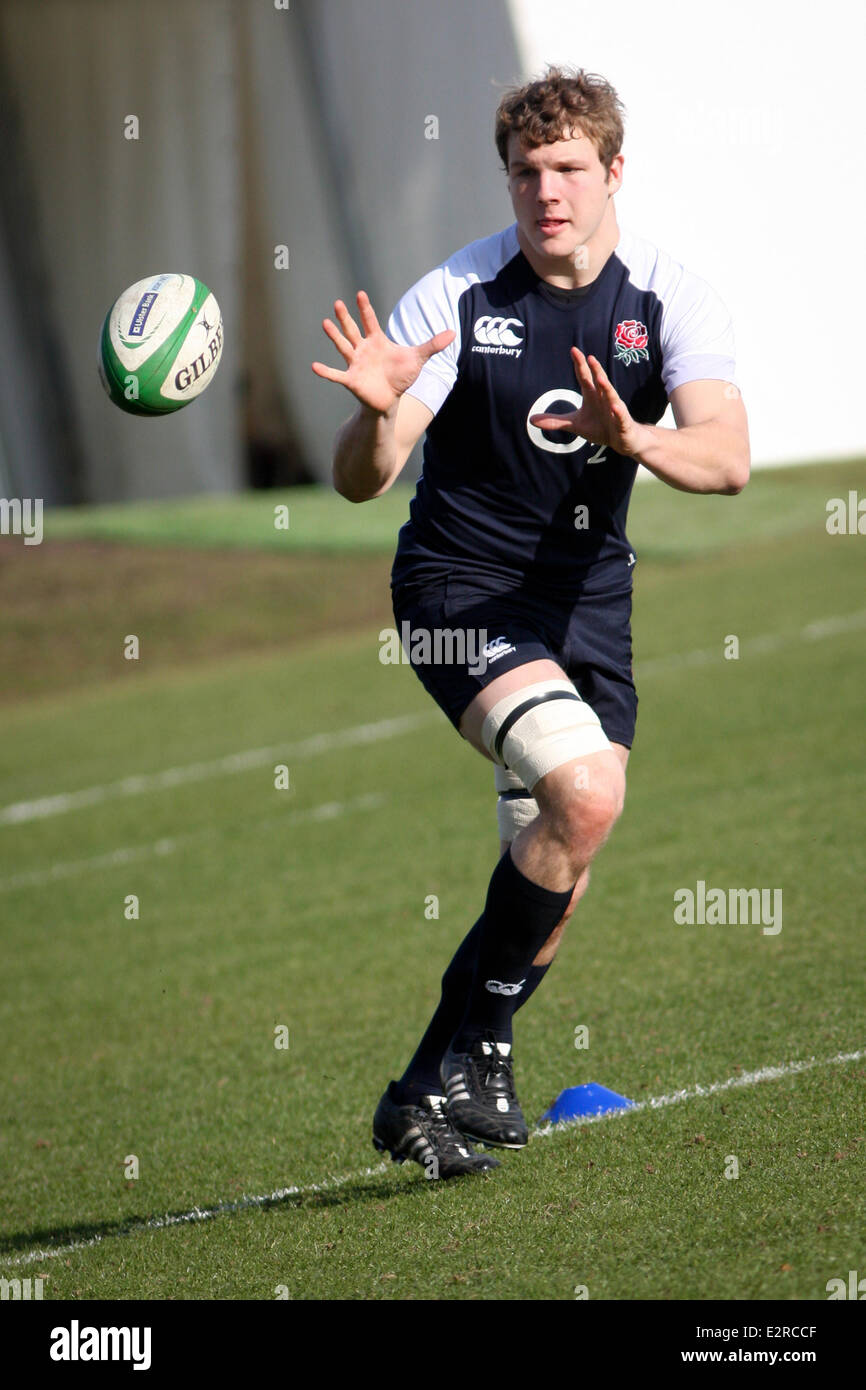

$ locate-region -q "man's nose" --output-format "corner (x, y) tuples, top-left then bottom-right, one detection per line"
(536, 170), (561, 203)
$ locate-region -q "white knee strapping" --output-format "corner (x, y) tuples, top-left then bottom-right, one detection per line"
(482, 679), (611, 792)
(494, 764), (540, 842)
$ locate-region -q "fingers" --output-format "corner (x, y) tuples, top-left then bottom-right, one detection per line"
(418, 328), (456, 361)
(311, 360), (347, 383)
(529, 412), (580, 433)
(586, 352), (616, 395)
(572, 347), (628, 418)
(574, 348), (619, 403)
(334, 298), (362, 347)
(573, 350), (635, 447)
(319, 291), (374, 367)
(586, 355), (629, 426)
(356, 290), (381, 336)
(570, 345), (596, 393)
(321, 317), (354, 360)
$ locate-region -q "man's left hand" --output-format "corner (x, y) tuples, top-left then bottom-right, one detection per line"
(529, 347), (649, 458)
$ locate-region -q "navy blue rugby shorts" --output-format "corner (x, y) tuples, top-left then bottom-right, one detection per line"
(391, 571), (637, 749)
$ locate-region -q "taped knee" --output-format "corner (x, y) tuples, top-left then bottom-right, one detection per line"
(482, 679), (611, 793)
(495, 764), (539, 842)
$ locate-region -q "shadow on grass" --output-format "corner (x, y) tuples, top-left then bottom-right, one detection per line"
(0, 1169), (443, 1264)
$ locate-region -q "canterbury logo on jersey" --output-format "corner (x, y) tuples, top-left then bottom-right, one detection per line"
(472, 315), (524, 356)
(484, 978), (526, 996)
(482, 635), (516, 663)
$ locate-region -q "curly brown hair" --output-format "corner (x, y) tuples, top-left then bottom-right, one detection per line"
(495, 66), (625, 174)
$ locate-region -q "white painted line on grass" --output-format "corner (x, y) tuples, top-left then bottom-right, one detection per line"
(634, 607), (866, 678)
(0, 1164), (391, 1271)
(3, 609), (864, 831)
(534, 1048), (866, 1133)
(0, 793), (385, 893)
(0, 713), (433, 828)
(2, 1047), (861, 1270)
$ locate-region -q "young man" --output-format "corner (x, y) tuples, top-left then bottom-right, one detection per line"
(312, 67), (749, 1178)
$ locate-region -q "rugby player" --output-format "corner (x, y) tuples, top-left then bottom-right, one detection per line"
(313, 67), (750, 1178)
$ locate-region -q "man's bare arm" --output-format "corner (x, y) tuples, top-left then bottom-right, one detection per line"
(630, 379), (750, 495)
(312, 291), (449, 502)
(332, 394), (434, 502)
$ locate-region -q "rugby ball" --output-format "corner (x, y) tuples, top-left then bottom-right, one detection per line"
(98, 273), (223, 415)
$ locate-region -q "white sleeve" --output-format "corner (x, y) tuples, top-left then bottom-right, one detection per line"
(660, 272), (738, 396)
(386, 266), (461, 417)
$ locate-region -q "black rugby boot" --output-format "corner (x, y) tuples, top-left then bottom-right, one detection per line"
(441, 1032), (529, 1149)
(372, 1083), (500, 1178)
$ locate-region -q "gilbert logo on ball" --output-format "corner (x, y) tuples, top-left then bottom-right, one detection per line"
(98, 273), (223, 415)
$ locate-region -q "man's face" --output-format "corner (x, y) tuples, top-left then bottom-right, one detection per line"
(507, 130), (622, 268)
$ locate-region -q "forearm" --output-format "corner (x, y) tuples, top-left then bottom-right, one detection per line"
(630, 418), (750, 495)
(333, 401), (399, 502)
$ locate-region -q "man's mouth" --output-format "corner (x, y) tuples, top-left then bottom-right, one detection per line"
(537, 217), (568, 235)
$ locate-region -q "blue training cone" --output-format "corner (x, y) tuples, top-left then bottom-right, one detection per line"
(540, 1082), (635, 1125)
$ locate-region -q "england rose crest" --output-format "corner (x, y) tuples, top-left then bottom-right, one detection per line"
(614, 319), (649, 366)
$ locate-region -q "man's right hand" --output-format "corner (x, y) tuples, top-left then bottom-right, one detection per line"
(312, 290), (455, 415)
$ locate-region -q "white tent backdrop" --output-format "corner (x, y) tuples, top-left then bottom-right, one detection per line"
(0, 0), (241, 503)
(4, 0), (855, 503)
(0, 0), (523, 503)
(509, 0), (866, 468)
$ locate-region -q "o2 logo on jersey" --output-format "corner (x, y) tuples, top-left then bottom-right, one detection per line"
(526, 388), (607, 464)
(472, 315), (524, 357)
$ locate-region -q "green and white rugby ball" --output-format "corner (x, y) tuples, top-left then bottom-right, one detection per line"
(98, 273), (223, 415)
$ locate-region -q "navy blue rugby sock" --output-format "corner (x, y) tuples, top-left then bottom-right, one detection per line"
(451, 848), (573, 1050)
(392, 851), (569, 1102)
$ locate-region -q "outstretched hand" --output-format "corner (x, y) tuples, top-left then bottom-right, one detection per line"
(312, 291), (455, 414)
(529, 347), (647, 458)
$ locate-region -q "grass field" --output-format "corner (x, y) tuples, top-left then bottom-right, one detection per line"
(1, 459), (864, 1302)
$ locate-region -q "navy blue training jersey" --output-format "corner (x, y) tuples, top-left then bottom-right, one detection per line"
(387, 224), (738, 602)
